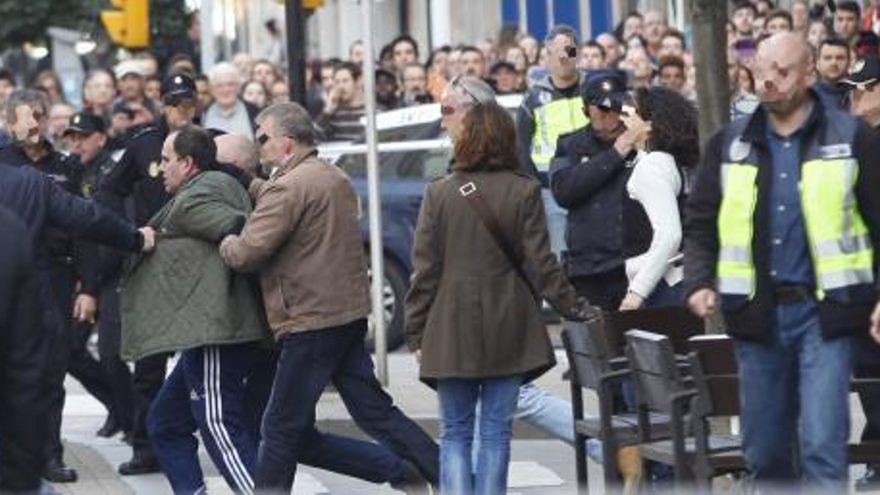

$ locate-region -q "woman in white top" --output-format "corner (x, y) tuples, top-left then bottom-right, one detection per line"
(618, 87), (699, 310)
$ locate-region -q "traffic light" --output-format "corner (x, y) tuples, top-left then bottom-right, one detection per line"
(275, 0), (324, 10)
(101, 0), (150, 48)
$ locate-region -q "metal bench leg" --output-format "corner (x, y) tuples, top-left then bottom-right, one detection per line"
(575, 432), (588, 494)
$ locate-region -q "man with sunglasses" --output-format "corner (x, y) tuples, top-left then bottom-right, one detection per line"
(220, 102), (439, 493)
(516, 24), (589, 260)
(843, 54), (880, 492)
(99, 73), (201, 476)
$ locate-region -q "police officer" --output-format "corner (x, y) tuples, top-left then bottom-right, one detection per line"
(99, 73), (199, 476)
(686, 33), (880, 490)
(517, 25), (588, 259)
(65, 112), (135, 441)
(0, 206), (46, 494)
(0, 160), (156, 490)
(0, 88), (86, 483)
(842, 54), (880, 492)
(549, 70), (642, 310)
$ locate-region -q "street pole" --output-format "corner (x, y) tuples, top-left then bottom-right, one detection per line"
(285, 0), (307, 105)
(199, 4), (214, 71)
(692, 0), (730, 144)
(361, 0), (389, 386)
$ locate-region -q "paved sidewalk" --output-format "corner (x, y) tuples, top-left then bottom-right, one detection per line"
(57, 351), (584, 494)
(55, 348), (880, 494)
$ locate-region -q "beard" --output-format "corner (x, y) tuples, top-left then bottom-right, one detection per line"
(762, 89), (809, 117)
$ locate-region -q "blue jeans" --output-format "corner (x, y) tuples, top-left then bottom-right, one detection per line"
(254, 319), (439, 492)
(438, 375), (523, 495)
(734, 299), (852, 492)
(644, 280), (684, 308)
(513, 383), (574, 442)
(541, 188), (566, 259)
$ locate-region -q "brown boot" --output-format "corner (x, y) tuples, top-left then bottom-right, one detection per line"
(617, 445), (643, 495)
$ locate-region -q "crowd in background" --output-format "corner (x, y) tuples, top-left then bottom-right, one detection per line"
(5, 1), (880, 493)
(1, 0), (878, 148)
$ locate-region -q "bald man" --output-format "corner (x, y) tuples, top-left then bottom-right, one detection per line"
(215, 133), (260, 175)
(685, 32), (880, 490)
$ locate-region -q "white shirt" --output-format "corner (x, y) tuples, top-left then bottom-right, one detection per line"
(624, 151), (684, 299)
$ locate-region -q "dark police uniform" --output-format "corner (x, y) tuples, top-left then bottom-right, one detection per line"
(0, 138), (90, 480)
(0, 206), (46, 493)
(548, 70), (634, 310)
(0, 161), (145, 482)
(66, 112), (135, 439)
(842, 54), (880, 490)
(96, 73), (197, 474)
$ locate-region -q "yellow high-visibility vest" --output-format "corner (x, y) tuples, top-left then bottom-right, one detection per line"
(530, 97), (589, 172)
(717, 157), (874, 300)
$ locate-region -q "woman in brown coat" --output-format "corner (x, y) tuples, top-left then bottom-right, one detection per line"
(405, 101), (594, 495)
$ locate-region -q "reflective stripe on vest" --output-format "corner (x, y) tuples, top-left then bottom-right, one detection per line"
(800, 158), (874, 298)
(530, 97), (589, 172)
(717, 163), (759, 297)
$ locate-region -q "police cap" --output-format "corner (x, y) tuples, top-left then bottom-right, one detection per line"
(161, 73), (197, 105)
(842, 55), (880, 90)
(582, 70), (629, 111)
(64, 112), (106, 136)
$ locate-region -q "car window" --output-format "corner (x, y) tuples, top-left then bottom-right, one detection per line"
(336, 146), (452, 180)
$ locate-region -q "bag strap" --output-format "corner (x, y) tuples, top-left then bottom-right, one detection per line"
(454, 174), (541, 302)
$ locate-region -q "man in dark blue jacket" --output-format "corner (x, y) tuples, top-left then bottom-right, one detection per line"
(0, 162), (153, 485)
(0, 206), (47, 494)
(0, 88), (120, 482)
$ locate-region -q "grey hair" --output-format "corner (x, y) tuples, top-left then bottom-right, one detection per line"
(256, 102), (317, 146)
(215, 133), (259, 174)
(6, 89), (50, 124)
(544, 24), (578, 46)
(208, 62), (241, 84)
(452, 76), (496, 105)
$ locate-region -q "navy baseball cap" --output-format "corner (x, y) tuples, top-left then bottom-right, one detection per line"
(582, 70), (629, 111)
(64, 112), (106, 136)
(161, 73), (197, 104)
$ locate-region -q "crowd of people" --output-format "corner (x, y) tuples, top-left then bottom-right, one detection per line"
(5, 0), (880, 494)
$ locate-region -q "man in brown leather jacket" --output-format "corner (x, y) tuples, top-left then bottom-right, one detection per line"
(219, 102), (438, 493)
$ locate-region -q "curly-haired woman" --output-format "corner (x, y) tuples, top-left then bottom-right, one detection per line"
(618, 86), (699, 310)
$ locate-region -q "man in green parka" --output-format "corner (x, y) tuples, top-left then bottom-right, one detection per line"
(121, 125), (267, 494)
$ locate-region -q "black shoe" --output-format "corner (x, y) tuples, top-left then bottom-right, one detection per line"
(117, 455), (161, 476)
(43, 458), (78, 483)
(390, 460), (434, 495)
(96, 415), (122, 438)
(121, 430), (133, 445)
(856, 465), (880, 492)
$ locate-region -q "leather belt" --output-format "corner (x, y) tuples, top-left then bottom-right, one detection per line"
(774, 285), (813, 304)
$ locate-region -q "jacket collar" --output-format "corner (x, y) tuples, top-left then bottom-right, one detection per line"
(740, 89), (824, 145)
(277, 146), (318, 176)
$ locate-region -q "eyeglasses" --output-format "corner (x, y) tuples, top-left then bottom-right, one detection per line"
(256, 133), (270, 146)
(564, 46), (578, 58)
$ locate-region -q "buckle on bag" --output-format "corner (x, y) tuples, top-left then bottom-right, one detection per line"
(459, 181), (476, 197)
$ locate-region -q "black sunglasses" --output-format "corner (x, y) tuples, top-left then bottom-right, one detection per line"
(564, 46), (577, 58)
(256, 133), (270, 145)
